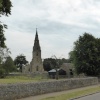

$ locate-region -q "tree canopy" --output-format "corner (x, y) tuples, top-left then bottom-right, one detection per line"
(43, 58), (56, 71)
(0, 56), (15, 78)
(0, 0), (12, 15)
(14, 54), (28, 72)
(2, 56), (16, 74)
(43, 58), (70, 71)
(0, 0), (12, 48)
(69, 33), (100, 76)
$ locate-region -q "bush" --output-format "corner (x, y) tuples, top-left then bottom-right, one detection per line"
(0, 68), (5, 78)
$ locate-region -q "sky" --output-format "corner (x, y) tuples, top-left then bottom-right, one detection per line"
(1, 0), (100, 62)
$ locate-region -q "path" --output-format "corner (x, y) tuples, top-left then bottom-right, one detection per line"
(18, 84), (100, 100)
(75, 92), (100, 100)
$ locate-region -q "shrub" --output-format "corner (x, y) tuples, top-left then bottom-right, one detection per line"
(0, 68), (5, 78)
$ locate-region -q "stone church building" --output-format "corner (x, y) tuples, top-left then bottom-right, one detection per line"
(30, 29), (44, 72)
(22, 29), (44, 73)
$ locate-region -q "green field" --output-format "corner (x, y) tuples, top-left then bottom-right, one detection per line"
(0, 76), (49, 84)
(42, 86), (100, 100)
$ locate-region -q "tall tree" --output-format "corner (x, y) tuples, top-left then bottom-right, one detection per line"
(43, 58), (70, 71)
(0, 0), (12, 65)
(0, 0), (12, 47)
(2, 56), (16, 74)
(0, 0), (12, 78)
(43, 58), (57, 71)
(69, 33), (100, 76)
(14, 54), (28, 72)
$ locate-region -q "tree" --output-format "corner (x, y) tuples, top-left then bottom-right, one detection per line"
(14, 54), (28, 72)
(43, 58), (70, 71)
(0, 0), (12, 78)
(0, 0), (12, 15)
(69, 33), (100, 76)
(0, 48), (11, 63)
(0, 0), (12, 65)
(0, 0), (12, 48)
(43, 58), (57, 71)
(2, 56), (16, 74)
(0, 67), (5, 78)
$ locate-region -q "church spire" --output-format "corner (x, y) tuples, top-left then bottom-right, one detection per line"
(31, 29), (44, 72)
(36, 28), (38, 35)
(33, 28), (40, 51)
(35, 28), (38, 41)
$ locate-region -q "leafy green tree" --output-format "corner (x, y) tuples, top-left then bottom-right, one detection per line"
(0, 67), (5, 78)
(0, 48), (11, 63)
(2, 56), (16, 74)
(0, 0), (12, 48)
(69, 33), (100, 76)
(43, 58), (57, 71)
(0, 0), (12, 78)
(0, 0), (12, 15)
(0, 0), (12, 65)
(14, 54), (28, 72)
(43, 58), (70, 71)
(57, 58), (71, 65)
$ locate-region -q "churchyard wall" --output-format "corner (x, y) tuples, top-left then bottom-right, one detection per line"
(0, 77), (98, 100)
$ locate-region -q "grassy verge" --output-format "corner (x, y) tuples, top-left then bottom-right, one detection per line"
(0, 76), (49, 84)
(42, 86), (100, 100)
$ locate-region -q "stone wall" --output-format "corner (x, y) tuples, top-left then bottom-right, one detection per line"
(0, 77), (98, 100)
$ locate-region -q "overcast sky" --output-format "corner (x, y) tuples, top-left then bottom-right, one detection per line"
(1, 0), (100, 62)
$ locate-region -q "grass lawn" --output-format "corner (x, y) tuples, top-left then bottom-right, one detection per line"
(42, 86), (100, 100)
(0, 76), (49, 84)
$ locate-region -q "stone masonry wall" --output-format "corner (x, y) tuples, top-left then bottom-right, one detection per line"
(0, 77), (98, 100)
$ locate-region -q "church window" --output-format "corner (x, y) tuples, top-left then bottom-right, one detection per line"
(36, 53), (38, 56)
(36, 66), (38, 71)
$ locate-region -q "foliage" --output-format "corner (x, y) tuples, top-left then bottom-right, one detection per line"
(14, 54), (28, 72)
(0, 67), (5, 78)
(0, 0), (13, 78)
(0, 0), (12, 15)
(43, 58), (56, 71)
(2, 56), (16, 74)
(43, 58), (70, 71)
(0, 48), (11, 64)
(57, 58), (71, 65)
(69, 33), (100, 76)
(0, 48), (11, 78)
(0, 0), (12, 69)
(0, 0), (12, 48)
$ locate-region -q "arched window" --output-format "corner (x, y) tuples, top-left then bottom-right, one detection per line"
(36, 66), (38, 71)
(36, 53), (38, 56)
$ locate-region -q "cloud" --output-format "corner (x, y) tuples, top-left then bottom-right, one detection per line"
(1, 0), (100, 61)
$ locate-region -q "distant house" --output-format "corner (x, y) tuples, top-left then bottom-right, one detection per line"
(60, 63), (74, 77)
(48, 63), (74, 78)
(48, 69), (60, 78)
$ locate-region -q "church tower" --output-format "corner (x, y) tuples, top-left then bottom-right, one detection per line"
(30, 29), (44, 72)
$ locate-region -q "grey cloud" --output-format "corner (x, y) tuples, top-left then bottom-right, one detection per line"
(7, 16), (100, 37)
(2, 0), (100, 61)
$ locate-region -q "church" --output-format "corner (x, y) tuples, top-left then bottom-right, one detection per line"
(30, 29), (44, 72)
(22, 29), (44, 73)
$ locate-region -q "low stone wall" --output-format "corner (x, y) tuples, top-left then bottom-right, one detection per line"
(0, 77), (98, 100)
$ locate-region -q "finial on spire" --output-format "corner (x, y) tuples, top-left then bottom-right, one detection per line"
(36, 28), (38, 36)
